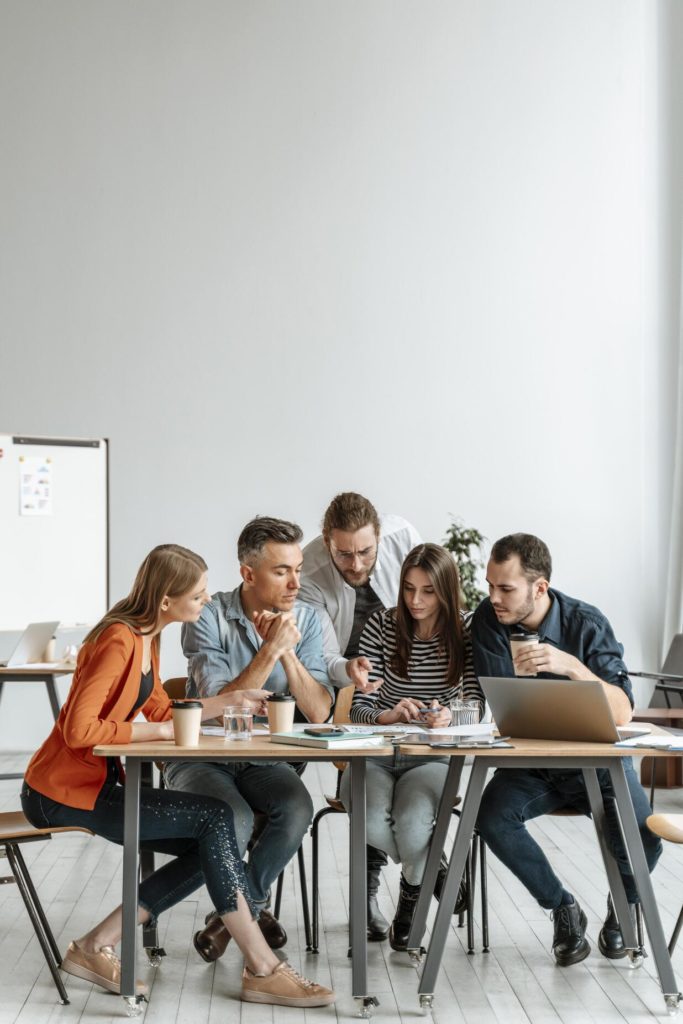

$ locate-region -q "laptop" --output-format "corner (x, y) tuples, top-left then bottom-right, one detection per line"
(480, 676), (624, 743)
(0, 621), (60, 668)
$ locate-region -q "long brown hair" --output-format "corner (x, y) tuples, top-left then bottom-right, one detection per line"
(84, 544), (208, 648)
(391, 543), (465, 686)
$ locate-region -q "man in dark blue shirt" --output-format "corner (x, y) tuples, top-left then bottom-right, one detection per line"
(471, 533), (661, 968)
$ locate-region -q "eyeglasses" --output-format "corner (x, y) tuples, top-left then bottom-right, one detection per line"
(330, 545), (377, 566)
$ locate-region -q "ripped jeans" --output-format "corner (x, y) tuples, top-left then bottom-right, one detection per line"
(21, 773), (256, 924)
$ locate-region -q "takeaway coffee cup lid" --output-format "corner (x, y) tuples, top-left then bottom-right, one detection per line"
(171, 699), (203, 709)
(267, 692), (295, 702)
(509, 632), (539, 641)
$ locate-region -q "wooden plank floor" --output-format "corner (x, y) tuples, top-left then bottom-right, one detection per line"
(1, 752), (682, 1022)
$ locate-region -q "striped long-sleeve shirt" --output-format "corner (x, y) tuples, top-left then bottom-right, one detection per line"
(350, 608), (483, 724)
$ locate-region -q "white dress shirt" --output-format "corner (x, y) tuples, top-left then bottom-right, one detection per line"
(299, 513), (421, 687)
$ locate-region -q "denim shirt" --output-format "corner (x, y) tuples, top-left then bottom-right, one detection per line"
(470, 588), (634, 707)
(181, 586), (333, 706)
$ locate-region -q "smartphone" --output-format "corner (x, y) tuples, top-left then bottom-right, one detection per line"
(303, 727), (345, 737)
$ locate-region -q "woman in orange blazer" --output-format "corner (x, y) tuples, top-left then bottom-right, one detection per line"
(21, 544), (334, 1009)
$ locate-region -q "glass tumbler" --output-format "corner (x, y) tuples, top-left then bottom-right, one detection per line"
(223, 706), (253, 741)
(450, 699), (481, 727)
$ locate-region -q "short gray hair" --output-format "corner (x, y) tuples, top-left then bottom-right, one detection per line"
(237, 516), (304, 566)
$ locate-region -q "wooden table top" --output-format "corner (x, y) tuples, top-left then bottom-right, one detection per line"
(93, 729), (678, 761)
(0, 663), (75, 677)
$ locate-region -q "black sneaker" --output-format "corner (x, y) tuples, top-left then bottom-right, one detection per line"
(597, 896), (628, 959)
(551, 898), (590, 966)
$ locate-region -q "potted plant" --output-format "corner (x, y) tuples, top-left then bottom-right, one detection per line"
(442, 518), (487, 612)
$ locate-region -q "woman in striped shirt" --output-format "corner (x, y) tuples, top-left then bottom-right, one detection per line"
(340, 543), (483, 950)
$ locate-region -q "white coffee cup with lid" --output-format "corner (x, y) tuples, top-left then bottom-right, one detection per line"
(509, 632), (540, 676)
(266, 692), (296, 733)
(171, 699), (203, 746)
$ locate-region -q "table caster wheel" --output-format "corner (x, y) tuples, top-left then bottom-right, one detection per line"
(123, 995), (146, 1017)
(665, 993), (681, 1017)
(356, 996), (379, 1018)
(628, 951), (644, 969)
(419, 994), (434, 1012)
(145, 946), (166, 967)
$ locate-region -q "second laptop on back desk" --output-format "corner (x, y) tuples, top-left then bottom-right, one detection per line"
(0, 621), (60, 668)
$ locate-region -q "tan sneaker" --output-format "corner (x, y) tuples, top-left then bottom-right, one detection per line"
(61, 941), (147, 996)
(241, 961), (335, 1007)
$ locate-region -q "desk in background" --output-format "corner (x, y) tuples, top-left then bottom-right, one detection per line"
(93, 733), (393, 1018)
(401, 737), (681, 1017)
(0, 664), (73, 780)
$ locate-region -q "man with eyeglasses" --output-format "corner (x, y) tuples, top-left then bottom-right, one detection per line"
(300, 492), (421, 940)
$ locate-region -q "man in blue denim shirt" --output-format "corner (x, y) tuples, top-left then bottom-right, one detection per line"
(165, 517), (333, 959)
(471, 533), (661, 968)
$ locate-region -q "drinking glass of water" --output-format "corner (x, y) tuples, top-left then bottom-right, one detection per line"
(223, 706), (253, 741)
(450, 699), (481, 727)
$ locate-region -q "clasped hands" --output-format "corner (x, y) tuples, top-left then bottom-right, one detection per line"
(252, 610), (301, 658)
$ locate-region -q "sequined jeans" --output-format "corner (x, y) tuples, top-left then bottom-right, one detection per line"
(21, 778), (256, 924)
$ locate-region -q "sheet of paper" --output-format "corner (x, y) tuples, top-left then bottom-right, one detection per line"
(615, 734), (683, 749)
(19, 456), (53, 516)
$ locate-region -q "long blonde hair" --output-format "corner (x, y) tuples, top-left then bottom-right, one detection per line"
(85, 544), (208, 648)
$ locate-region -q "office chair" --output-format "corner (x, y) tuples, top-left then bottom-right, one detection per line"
(631, 634), (683, 806)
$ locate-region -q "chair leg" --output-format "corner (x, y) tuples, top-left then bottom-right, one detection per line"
(311, 806), (337, 954)
(479, 834), (490, 952)
(649, 758), (656, 810)
(669, 904), (683, 955)
(274, 869), (284, 920)
(465, 849), (475, 955)
(296, 845), (313, 950)
(6, 844), (70, 1005)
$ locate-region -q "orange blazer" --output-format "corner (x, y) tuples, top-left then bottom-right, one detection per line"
(25, 623), (172, 810)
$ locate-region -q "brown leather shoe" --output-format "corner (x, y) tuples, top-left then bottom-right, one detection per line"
(194, 909), (288, 963)
(256, 909), (287, 950)
(194, 912), (231, 963)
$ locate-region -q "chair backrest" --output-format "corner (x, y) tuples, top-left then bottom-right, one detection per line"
(163, 677), (188, 700)
(333, 683), (355, 725)
(662, 635), (683, 676)
(331, 684), (356, 773)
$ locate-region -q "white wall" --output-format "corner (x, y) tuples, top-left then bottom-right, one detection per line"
(0, 1), (674, 750)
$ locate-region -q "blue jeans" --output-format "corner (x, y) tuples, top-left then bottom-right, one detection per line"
(340, 751), (449, 886)
(476, 764), (662, 909)
(164, 759), (313, 908)
(21, 778), (256, 924)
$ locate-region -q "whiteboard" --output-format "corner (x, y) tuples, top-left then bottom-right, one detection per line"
(0, 434), (108, 629)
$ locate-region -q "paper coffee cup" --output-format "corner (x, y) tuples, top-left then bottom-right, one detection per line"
(266, 693), (296, 733)
(509, 632), (540, 676)
(171, 699), (203, 746)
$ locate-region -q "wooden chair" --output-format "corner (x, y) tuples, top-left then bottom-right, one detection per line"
(0, 811), (93, 1004)
(646, 814), (683, 954)
(309, 687), (489, 954)
(151, 678), (312, 949)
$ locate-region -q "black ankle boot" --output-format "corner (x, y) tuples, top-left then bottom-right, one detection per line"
(598, 895), (628, 959)
(367, 855), (390, 941)
(551, 897), (590, 966)
(389, 876), (421, 951)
